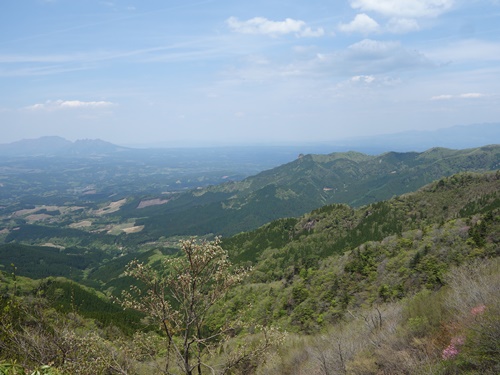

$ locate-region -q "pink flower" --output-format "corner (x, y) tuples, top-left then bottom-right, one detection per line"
(442, 336), (465, 360)
(442, 344), (459, 360)
(470, 304), (486, 316)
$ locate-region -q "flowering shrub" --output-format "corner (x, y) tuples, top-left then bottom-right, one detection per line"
(442, 344), (459, 360)
(442, 336), (465, 360)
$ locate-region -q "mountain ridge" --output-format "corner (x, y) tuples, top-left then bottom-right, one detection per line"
(3, 122), (499, 156)
(0, 136), (129, 156)
(126, 145), (499, 238)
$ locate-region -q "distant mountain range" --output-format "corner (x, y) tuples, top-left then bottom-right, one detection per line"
(0, 136), (128, 156)
(324, 122), (500, 154)
(2, 122), (499, 157)
(124, 144), (500, 238)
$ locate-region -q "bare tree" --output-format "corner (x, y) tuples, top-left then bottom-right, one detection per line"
(121, 237), (249, 375)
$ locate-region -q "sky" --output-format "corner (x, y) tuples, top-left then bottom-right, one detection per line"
(1, 0), (500, 147)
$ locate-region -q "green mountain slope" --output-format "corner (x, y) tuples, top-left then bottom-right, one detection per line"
(223, 171), (500, 267)
(73, 171), (499, 301)
(1, 171), (498, 374)
(129, 145), (499, 238)
(214, 171), (500, 332)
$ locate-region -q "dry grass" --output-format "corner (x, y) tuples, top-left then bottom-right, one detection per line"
(69, 220), (93, 228)
(136, 198), (169, 209)
(94, 199), (127, 215)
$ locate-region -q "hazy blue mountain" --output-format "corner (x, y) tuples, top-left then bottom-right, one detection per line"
(121, 122), (500, 155)
(0, 136), (71, 156)
(67, 138), (130, 155)
(2, 122), (498, 160)
(0, 136), (128, 156)
(327, 123), (500, 154)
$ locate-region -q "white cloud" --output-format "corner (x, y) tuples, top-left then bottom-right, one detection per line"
(339, 14), (420, 36)
(459, 93), (485, 98)
(226, 17), (324, 37)
(299, 27), (326, 38)
(431, 94), (453, 100)
(340, 39), (433, 73)
(221, 37), (434, 86)
(348, 39), (402, 55)
(26, 100), (115, 111)
(430, 93), (486, 100)
(339, 13), (380, 34)
(351, 75), (376, 83)
(386, 18), (420, 33)
(350, 0), (454, 18)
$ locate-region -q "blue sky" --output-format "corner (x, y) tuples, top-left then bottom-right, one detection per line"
(1, 0), (500, 146)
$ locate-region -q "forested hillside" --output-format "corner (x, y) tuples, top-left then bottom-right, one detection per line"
(2, 146), (498, 251)
(129, 145), (500, 238)
(216, 172), (499, 327)
(1, 171), (498, 374)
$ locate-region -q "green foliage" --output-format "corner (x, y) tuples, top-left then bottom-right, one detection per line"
(0, 362), (61, 375)
(1, 162), (500, 374)
(4, 224), (117, 247)
(0, 244), (106, 281)
(223, 217), (299, 263)
(38, 278), (144, 335)
(402, 289), (447, 337)
(209, 172), (500, 334)
(86, 247), (177, 289)
(457, 310), (500, 373)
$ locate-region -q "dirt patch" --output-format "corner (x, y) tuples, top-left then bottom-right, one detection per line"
(26, 214), (52, 222)
(13, 205), (60, 217)
(95, 199), (127, 215)
(122, 225), (145, 234)
(42, 242), (65, 250)
(137, 198), (169, 209)
(70, 220), (92, 228)
(106, 222), (144, 235)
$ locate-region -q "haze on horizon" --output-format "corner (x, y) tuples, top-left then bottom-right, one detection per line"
(1, 0), (500, 147)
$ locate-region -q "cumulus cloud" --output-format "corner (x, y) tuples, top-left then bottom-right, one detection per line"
(350, 0), (454, 18)
(339, 13), (380, 34)
(226, 16), (324, 37)
(26, 100), (114, 111)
